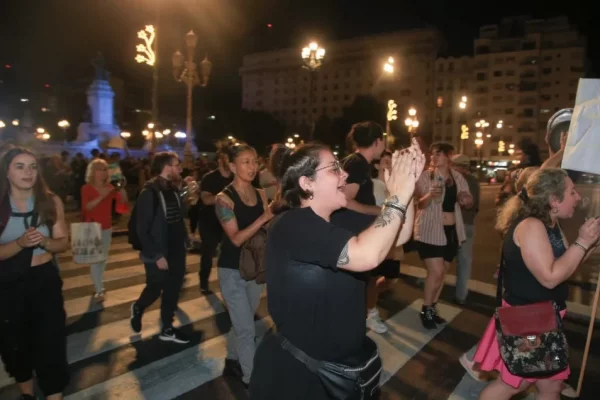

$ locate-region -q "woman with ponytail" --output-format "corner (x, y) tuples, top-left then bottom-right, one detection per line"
(250, 139), (426, 399)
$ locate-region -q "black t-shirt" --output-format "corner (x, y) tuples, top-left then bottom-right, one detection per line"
(332, 153), (377, 234)
(266, 207), (367, 361)
(200, 169), (233, 227)
(342, 152), (375, 206)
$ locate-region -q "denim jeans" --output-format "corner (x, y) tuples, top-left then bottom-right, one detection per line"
(456, 224), (475, 302)
(89, 228), (112, 293)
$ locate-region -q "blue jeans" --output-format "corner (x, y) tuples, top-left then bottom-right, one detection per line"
(456, 224), (474, 302)
(90, 229), (112, 293)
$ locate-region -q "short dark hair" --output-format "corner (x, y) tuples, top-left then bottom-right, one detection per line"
(271, 143), (330, 213)
(347, 121), (384, 149)
(151, 151), (178, 176)
(430, 142), (455, 156)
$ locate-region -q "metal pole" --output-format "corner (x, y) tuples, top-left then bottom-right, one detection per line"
(150, 0), (159, 153)
(309, 70), (316, 141)
(460, 138), (464, 154)
(183, 46), (195, 169)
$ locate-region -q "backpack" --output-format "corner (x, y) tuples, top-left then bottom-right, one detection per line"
(128, 188), (159, 250)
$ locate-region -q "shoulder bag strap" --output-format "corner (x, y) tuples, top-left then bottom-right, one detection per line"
(278, 336), (322, 373)
(496, 251), (504, 307)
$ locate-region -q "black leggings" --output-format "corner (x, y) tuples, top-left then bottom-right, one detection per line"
(0, 262), (69, 396)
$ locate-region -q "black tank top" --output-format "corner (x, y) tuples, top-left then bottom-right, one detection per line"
(217, 184), (264, 270)
(503, 218), (569, 309)
(442, 182), (457, 212)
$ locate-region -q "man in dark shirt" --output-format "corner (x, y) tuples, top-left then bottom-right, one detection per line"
(130, 152), (192, 344)
(334, 121), (393, 334)
(198, 148), (233, 293)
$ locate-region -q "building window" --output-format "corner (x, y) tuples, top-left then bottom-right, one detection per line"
(476, 72), (487, 81)
(401, 89), (411, 96)
(448, 62), (454, 72)
(436, 96), (444, 108)
(542, 68), (552, 75)
(493, 70), (503, 77)
(523, 108), (535, 117)
(506, 70), (515, 76)
(505, 108), (514, 115)
(438, 64), (444, 72)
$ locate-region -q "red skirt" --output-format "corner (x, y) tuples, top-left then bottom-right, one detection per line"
(473, 301), (570, 389)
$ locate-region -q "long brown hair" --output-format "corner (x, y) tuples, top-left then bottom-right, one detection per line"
(496, 168), (567, 234)
(0, 147), (58, 227)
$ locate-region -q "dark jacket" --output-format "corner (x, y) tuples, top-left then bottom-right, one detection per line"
(136, 177), (189, 263)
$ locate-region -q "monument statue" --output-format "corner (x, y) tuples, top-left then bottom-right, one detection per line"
(91, 52), (110, 81)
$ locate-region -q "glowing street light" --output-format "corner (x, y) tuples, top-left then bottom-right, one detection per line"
(41, 133), (50, 141)
(174, 131), (186, 139)
(405, 108), (419, 137)
(476, 131), (483, 138)
(459, 95), (468, 110)
(387, 100), (398, 122)
(147, 122), (155, 129)
(301, 42), (326, 71)
(383, 57), (394, 74)
(12, 119), (19, 126)
(474, 138), (484, 146)
(0, 120), (5, 128)
(162, 129), (171, 135)
(142, 130), (150, 137)
(57, 120), (70, 129)
(120, 131), (131, 139)
(36, 127), (45, 134)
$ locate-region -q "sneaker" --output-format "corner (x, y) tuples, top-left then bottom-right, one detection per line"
(93, 292), (105, 303)
(366, 309), (388, 334)
(459, 353), (483, 382)
(420, 306), (437, 330)
(130, 302), (142, 333)
(432, 304), (447, 325)
(159, 327), (190, 344)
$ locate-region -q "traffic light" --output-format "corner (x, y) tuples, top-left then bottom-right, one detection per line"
(460, 124), (469, 140)
(498, 140), (505, 153)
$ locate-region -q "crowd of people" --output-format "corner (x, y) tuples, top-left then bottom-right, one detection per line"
(0, 110), (598, 400)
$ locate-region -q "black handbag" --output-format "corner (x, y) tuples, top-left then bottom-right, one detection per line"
(276, 333), (382, 399)
(494, 254), (569, 377)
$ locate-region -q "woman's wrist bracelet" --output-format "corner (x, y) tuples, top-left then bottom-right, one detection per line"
(573, 241), (589, 253)
(383, 201), (407, 217)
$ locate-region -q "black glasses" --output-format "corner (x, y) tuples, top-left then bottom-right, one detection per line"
(315, 160), (342, 174)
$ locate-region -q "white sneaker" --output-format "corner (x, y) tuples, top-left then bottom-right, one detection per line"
(366, 309), (388, 334)
(459, 353), (483, 382)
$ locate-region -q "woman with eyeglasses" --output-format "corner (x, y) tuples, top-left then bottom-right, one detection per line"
(0, 147), (70, 400)
(250, 140), (425, 399)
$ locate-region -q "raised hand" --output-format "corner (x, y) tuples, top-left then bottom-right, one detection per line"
(385, 139), (424, 205)
(577, 218), (600, 249)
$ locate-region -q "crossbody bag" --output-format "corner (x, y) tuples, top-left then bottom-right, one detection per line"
(275, 333), (382, 399)
(494, 253), (569, 377)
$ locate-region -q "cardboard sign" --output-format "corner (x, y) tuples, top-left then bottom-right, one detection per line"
(562, 79), (600, 174)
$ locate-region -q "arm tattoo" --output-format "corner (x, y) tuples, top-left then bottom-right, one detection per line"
(374, 206), (397, 228)
(337, 242), (350, 267)
(215, 198), (235, 223)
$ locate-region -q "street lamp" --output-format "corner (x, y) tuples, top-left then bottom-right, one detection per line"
(120, 131), (131, 139)
(301, 41), (326, 140)
(404, 108), (419, 137)
(459, 95), (468, 110)
(474, 138), (484, 164)
(173, 30), (213, 169)
(383, 57), (394, 74)
(12, 119), (19, 126)
(136, 24), (159, 151)
(57, 120), (70, 141)
(0, 120), (5, 128)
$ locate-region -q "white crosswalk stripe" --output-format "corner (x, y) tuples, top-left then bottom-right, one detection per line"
(0, 238), (591, 399)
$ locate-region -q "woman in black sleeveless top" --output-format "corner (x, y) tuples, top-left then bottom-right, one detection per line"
(215, 144), (273, 387)
(474, 168), (600, 399)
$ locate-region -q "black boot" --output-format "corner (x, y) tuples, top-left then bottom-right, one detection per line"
(432, 303), (447, 325)
(420, 305), (437, 329)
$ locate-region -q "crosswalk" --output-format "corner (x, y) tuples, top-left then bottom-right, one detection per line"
(0, 236), (599, 399)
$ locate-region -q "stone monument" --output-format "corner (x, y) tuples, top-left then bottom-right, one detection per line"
(76, 53), (121, 145)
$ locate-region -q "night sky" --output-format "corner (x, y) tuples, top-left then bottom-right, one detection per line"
(1, 0), (597, 116)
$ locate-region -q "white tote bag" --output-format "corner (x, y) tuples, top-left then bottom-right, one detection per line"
(71, 222), (106, 265)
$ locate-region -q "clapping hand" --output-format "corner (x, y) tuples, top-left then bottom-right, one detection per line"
(384, 138), (426, 205)
(577, 217), (600, 249)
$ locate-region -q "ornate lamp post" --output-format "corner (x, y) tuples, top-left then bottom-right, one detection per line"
(386, 100), (398, 149)
(172, 30), (213, 169)
(301, 42), (326, 140)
